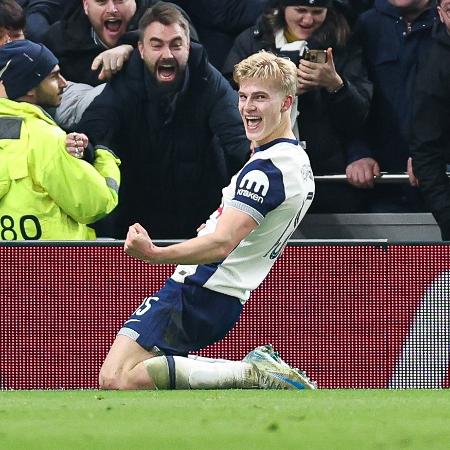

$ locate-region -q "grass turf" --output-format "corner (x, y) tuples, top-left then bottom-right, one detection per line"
(0, 390), (449, 450)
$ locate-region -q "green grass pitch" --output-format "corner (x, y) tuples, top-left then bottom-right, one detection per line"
(1, 390), (449, 450)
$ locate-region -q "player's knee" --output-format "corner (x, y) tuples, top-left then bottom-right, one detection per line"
(98, 367), (123, 390)
(98, 365), (133, 390)
(99, 372), (135, 390)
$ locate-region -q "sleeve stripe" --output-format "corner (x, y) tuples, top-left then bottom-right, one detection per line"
(105, 177), (119, 194)
(227, 199), (264, 224)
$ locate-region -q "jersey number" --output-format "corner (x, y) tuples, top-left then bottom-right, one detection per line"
(0, 215), (42, 240)
(134, 296), (160, 316)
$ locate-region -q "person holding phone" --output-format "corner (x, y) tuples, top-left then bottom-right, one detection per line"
(223, 0), (372, 214)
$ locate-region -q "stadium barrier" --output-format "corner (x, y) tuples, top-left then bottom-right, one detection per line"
(1, 241), (449, 389)
(298, 174), (442, 242)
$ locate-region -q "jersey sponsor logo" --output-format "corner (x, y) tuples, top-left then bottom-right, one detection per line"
(237, 170), (269, 204)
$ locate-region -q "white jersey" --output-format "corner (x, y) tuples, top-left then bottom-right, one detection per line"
(171, 138), (315, 303)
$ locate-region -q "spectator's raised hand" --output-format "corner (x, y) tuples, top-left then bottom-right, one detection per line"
(297, 48), (343, 94)
(91, 44), (134, 81)
(346, 157), (380, 188)
(66, 132), (89, 159)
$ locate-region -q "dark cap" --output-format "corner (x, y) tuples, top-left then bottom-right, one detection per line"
(0, 39), (58, 100)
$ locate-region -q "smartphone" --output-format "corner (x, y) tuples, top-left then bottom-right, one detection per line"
(303, 49), (328, 64)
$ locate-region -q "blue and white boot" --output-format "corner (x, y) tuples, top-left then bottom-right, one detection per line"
(243, 344), (317, 390)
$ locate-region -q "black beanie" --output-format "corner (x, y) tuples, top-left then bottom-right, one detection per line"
(272, 0), (333, 7)
(0, 40), (58, 100)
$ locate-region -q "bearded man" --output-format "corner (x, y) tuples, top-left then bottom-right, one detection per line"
(78, 3), (250, 239)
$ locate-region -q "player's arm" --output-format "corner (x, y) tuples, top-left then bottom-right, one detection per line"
(124, 207), (257, 264)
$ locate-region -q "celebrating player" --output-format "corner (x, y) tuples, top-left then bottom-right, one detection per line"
(99, 51), (316, 390)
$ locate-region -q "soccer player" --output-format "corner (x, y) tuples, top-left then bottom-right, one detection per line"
(99, 51), (316, 390)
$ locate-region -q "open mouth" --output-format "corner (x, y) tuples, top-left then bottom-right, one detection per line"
(104, 18), (123, 34)
(156, 59), (178, 82)
(245, 115), (262, 130)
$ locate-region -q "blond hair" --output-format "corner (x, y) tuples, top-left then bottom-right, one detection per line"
(233, 51), (297, 98)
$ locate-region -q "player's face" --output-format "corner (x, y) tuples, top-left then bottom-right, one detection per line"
(138, 21), (189, 90)
(31, 66), (67, 107)
(284, 5), (327, 40)
(83, 0), (137, 48)
(238, 79), (289, 146)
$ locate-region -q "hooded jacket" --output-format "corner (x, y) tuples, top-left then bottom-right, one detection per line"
(0, 99), (120, 240)
(411, 21), (450, 239)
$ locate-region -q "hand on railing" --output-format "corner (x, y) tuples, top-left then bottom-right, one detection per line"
(345, 157), (380, 188)
(340, 157), (422, 187)
(407, 157), (419, 187)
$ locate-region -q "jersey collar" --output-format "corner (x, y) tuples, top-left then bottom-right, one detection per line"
(254, 138), (299, 153)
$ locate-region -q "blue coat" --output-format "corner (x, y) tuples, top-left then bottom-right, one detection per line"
(78, 43), (249, 239)
(349, 0), (436, 171)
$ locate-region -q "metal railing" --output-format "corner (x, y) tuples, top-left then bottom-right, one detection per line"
(314, 173), (450, 184)
(314, 173), (412, 184)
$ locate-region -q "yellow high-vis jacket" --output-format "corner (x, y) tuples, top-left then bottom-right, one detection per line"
(0, 98), (120, 240)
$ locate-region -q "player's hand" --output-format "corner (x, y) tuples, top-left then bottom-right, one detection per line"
(407, 157), (419, 187)
(66, 132), (88, 159)
(346, 157), (381, 188)
(91, 44), (133, 81)
(124, 223), (157, 263)
(297, 48), (343, 93)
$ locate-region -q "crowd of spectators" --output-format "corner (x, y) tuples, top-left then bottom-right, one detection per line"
(3, 0), (450, 241)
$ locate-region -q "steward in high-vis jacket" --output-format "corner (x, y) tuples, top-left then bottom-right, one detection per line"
(0, 40), (120, 240)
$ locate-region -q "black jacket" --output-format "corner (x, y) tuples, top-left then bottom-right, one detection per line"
(411, 22), (450, 239)
(78, 43), (250, 239)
